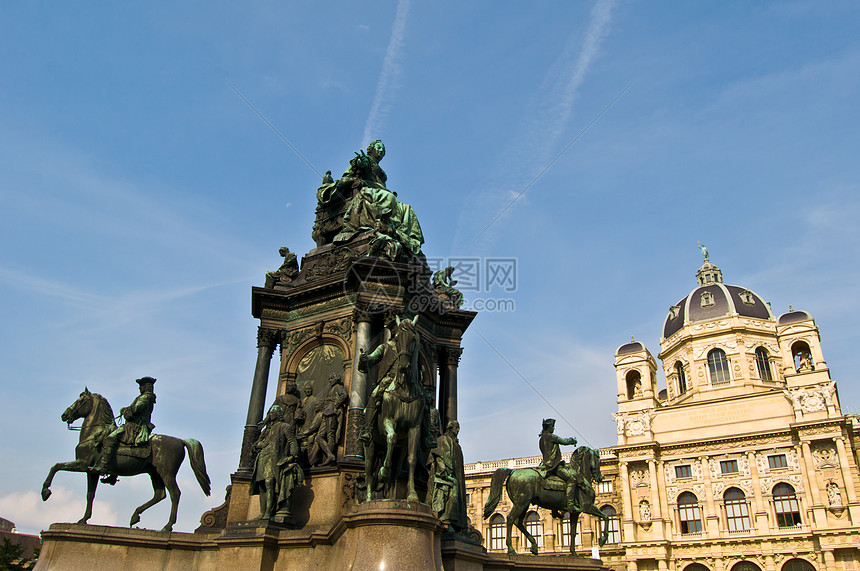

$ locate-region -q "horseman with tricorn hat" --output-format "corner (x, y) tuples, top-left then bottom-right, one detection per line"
(536, 418), (580, 514)
(93, 376), (157, 480)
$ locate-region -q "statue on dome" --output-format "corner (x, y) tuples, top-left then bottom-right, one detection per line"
(698, 241), (709, 261)
(312, 140), (424, 261)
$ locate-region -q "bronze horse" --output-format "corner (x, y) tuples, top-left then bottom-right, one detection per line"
(483, 446), (609, 555)
(361, 315), (426, 501)
(41, 388), (211, 531)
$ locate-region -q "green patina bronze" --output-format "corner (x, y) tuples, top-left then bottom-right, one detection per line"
(483, 419), (610, 556)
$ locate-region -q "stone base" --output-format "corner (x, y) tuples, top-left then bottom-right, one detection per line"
(36, 507), (607, 571)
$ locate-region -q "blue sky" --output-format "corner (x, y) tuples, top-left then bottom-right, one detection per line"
(2, 1), (860, 534)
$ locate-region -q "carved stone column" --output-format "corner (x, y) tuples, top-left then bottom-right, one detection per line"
(834, 436), (860, 523)
(747, 450), (768, 533)
(346, 307), (373, 457)
(441, 348), (462, 427)
(620, 462), (635, 540)
(799, 441), (827, 527)
(648, 459), (663, 522)
(239, 326), (282, 471)
(699, 456), (718, 537)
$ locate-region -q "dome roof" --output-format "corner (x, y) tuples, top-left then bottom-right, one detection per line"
(616, 341), (645, 356)
(663, 261), (774, 338)
(778, 310), (812, 325)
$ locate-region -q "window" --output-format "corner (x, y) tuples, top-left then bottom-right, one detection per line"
(773, 483), (802, 527)
(598, 480), (613, 494)
(768, 454), (788, 469)
(678, 492), (703, 534)
(720, 460), (739, 474)
(755, 347), (773, 381)
(732, 563), (762, 571)
(523, 511), (543, 548)
(676, 361), (688, 395)
(724, 488), (751, 532)
(489, 514), (506, 550)
(708, 349), (731, 385)
(675, 464), (692, 479)
(602, 505), (620, 544)
(558, 513), (581, 547)
(782, 559), (815, 571)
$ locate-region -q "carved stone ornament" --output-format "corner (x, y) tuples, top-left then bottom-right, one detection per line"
(257, 327), (285, 350)
(739, 289), (756, 306)
(700, 291), (715, 307)
(624, 411), (652, 436)
(324, 317), (354, 343)
(668, 305), (680, 320)
(638, 499), (651, 523)
(630, 469), (648, 488)
(283, 328), (316, 356)
(812, 444), (838, 469)
(613, 413), (625, 435)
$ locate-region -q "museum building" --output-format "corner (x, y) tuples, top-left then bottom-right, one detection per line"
(465, 259), (860, 571)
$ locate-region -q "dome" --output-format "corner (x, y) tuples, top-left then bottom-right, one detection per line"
(616, 341), (645, 356)
(778, 310), (812, 325)
(663, 261), (774, 338)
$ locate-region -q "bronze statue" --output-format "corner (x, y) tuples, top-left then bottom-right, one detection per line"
(483, 444), (609, 555)
(426, 420), (467, 531)
(314, 140), (424, 260)
(41, 386), (211, 532)
(358, 314), (429, 501)
(432, 266), (464, 309)
(250, 403), (304, 523)
(94, 376), (156, 481)
(536, 418), (578, 514)
(264, 247), (299, 288)
(298, 373), (346, 467)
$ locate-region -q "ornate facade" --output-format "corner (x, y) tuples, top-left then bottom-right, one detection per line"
(467, 260), (860, 571)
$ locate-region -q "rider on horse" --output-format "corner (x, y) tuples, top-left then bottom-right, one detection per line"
(94, 376), (156, 479)
(536, 418), (580, 514)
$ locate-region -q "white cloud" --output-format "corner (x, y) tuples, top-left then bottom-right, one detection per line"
(362, 0), (411, 146)
(0, 487), (119, 534)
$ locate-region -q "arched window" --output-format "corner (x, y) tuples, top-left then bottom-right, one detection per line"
(684, 564), (710, 571)
(755, 347), (773, 381)
(782, 559), (815, 571)
(708, 349), (731, 385)
(732, 563), (762, 571)
(489, 514), (506, 550)
(676, 361), (688, 394)
(626, 370), (642, 399)
(791, 342), (815, 372)
(601, 505), (620, 544)
(724, 487), (751, 532)
(523, 511), (543, 548)
(773, 483), (802, 527)
(678, 491), (703, 534)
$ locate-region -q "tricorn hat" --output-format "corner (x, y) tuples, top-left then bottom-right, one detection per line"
(136, 376), (157, 386)
(542, 418), (556, 429)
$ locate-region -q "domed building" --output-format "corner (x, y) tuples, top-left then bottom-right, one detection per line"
(465, 258), (860, 571)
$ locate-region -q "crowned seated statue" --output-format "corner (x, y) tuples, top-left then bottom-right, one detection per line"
(313, 140), (424, 261)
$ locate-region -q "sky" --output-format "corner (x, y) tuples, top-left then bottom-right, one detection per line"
(2, 1), (860, 535)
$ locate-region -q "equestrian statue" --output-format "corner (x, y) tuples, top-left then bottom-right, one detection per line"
(41, 378), (211, 532)
(483, 418), (609, 555)
(358, 314), (432, 502)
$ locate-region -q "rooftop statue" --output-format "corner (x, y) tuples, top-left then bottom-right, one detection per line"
(264, 246), (299, 288)
(698, 241), (709, 262)
(483, 419), (609, 555)
(41, 380), (211, 532)
(313, 140), (424, 261)
(432, 266), (464, 309)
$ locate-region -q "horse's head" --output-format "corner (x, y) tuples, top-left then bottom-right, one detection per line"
(587, 447), (603, 483)
(392, 315), (419, 376)
(62, 388), (93, 424)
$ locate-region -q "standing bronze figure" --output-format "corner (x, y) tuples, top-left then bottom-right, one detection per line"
(41, 385), (211, 532)
(250, 403), (304, 523)
(483, 444), (609, 555)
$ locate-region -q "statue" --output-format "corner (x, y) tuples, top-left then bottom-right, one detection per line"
(639, 500), (651, 523)
(426, 420), (467, 531)
(94, 376), (157, 480)
(358, 314), (429, 501)
(535, 418), (579, 514)
(299, 374), (346, 466)
(483, 444), (609, 555)
(41, 385), (211, 532)
(698, 241), (709, 261)
(313, 140), (424, 261)
(827, 482), (843, 507)
(432, 266), (464, 309)
(264, 247), (299, 289)
(250, 403), (304, 523)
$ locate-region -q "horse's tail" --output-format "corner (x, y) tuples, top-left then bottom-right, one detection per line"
(183, 439), (211, 496)
(483, 468), (512, 519)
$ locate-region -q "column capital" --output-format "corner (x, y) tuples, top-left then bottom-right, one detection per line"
(257, 326), (284, 349)
(445, 347), (463, 366)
